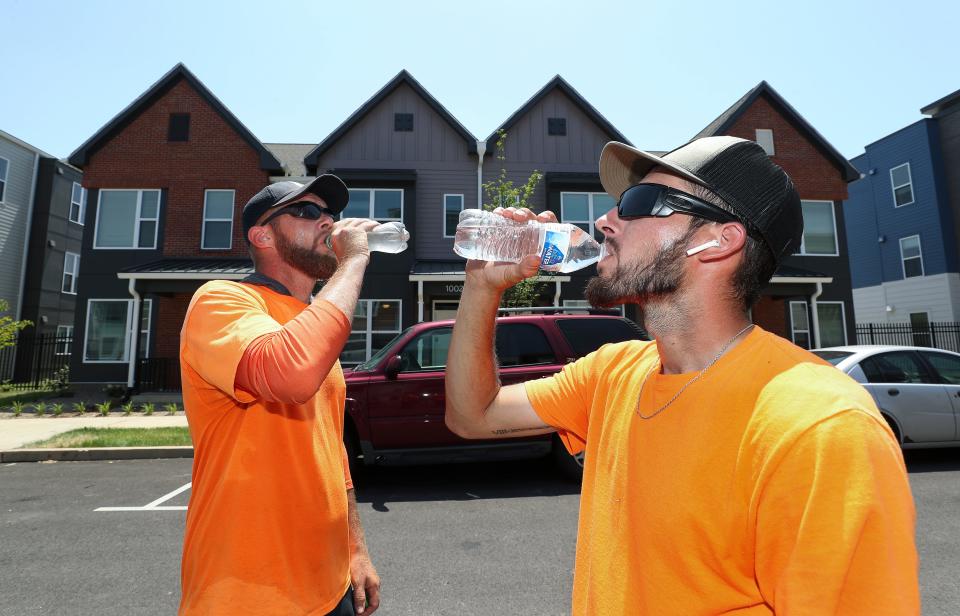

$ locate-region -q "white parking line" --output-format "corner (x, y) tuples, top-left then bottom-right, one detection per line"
(96, 481), (191, 512)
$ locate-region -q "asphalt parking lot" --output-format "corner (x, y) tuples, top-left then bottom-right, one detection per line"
(1, 450), (958, 615)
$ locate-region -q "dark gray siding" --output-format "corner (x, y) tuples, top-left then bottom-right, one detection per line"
(931, 105), (960, 271)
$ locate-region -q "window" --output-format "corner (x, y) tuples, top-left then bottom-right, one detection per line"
(83, 299), (152, 362)
(860, 351), (930, 384)
(55, 325), (73, 356)
(562, 299), (624, 317)
(561, 192), (616, 241)
(890, 163), (914, 207)
(341, 189), (403, 222)
(495, 323), (556, 366)
(399, 327), (452, 371)
(557, 317), (643, 356)
(816, 301), (847, 347)
(795, 200), (837, 255)
(342, 300), (402, 366)
(70, 182), (86, 224)
(910, 312), (931, 347)
(790, 301), (810, 349)
(548, 118), (567, 136)
(94, 189), (160, 249)
(919, 350), (960, 385)
(0, 156), (8, 203)
(394, 113), (413, 132)
(202, 190), (235, 249)
(62, 252), (79, 294)
(168, 113), (190, 141)
(443, 194), (464, 238)
(900, 235), (924, 278)
(755, 129), (775, 156)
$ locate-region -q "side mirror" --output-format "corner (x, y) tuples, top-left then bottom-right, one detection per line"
(384, 355), (402, 380)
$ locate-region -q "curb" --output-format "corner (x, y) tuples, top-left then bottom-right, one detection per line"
(1, 446), (193, 463)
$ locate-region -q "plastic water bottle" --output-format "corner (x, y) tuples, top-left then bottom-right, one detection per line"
(325, 221), (410, 253)
(453, 209), (602, 273)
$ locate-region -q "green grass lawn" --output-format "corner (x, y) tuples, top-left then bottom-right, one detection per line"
(25, 427), (192, 449)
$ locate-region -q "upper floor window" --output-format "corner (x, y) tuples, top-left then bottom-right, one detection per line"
(62, 252), (79, 294)
(561, 192), (615, 241)
(394, 113), (414, 132)
(94, 189), (160, 249)
(0, 157), (8, 203)
(548, 118), (567, 136)
(900, 235), (924, 278)
(342, 188), (403, 222)
(755, 129), (775, 155)
(795, 200), (837, 256)
(443, 194), (464, 238)
(890, 163), (914, 207)
(70, 182), (86, 224)
(168, 113), (190, 142)
(202, 189), (235, 250)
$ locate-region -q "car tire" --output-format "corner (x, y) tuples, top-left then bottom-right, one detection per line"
(552, 434), (584, 483)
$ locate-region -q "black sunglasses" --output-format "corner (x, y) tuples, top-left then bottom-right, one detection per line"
(260, 201), (331, 226)
(617, 183), (739, 224)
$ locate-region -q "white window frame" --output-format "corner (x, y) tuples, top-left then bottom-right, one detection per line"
(755, 129), (775, 156)
(899, 234), (924, 278)
(55, 325), (73, 356)
(69, 182), (86, 225)
(342, 299), (403, 366)
(201, 189), (235, 250)
(794, 200), (839, 256)
(62, 252), (79, 295)
(0, 156), (8, 204)
(816, 301), (848, 346)
(443, 194), (465, 238)
(561, 192), (614, 238)
(890, 162), (915, 208)
(562, 299), (624, 317)
(343, 188), (404, 222)
(82, 298), (152, 363)
(138, 298), (152, 359)
(789, 301), (810, 348)
(93, 189), (161, 249)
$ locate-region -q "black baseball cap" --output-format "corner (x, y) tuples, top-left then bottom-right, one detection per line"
(242, 174), (349, 241)
(599, 136), (803, 264)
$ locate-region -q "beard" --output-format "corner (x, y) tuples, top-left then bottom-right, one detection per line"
(585, 224), (699, 309)
(273, 229), (338, 280)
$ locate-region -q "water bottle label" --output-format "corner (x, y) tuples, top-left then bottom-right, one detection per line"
(540, 230), (569, 268)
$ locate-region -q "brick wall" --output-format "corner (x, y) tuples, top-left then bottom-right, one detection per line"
(752, 295), (788, 339)
(724, 94), (849, 201)
(81, 77), (270, 257)
(154, 293), (193, 359)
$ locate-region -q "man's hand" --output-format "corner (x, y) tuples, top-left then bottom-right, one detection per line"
(328, 218), (381, 261)
(349, 551), (381, 615)
(463, 207), (558, 292)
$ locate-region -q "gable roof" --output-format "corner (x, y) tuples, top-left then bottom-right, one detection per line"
(692, 81), (859, 182)
(303, 70), (478, 172)
(485, 75), (631, 146)
(68, 63), (282, 172)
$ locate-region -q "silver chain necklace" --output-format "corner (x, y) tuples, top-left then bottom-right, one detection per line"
(635, 323), (755, 420)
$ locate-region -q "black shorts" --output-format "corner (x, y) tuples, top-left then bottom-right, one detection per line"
(325, 588), (355, 616)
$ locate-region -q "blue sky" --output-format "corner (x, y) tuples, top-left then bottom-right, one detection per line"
(3, 0), (956, 161)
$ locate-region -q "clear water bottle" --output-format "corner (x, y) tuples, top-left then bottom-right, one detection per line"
(453, 209), (602, 273)
(325, 221), (410, 253)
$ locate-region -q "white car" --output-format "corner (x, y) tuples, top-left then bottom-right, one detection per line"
(812, 345), (960, 448)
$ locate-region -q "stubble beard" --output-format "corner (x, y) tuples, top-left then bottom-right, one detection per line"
(273, 228), (338, 280)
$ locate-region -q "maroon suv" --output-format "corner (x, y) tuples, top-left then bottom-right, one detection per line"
(342, 311), (647, 480)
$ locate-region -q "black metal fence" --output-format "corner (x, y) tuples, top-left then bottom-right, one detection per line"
(137, 357), (181, 392)
(0, 333), (72, 391)
(855, 322), (960, 353)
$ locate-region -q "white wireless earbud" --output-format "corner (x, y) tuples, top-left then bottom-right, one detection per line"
(685, 239), (720, 257)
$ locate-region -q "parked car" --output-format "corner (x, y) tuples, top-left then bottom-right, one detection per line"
(342, 310), (648, 480)
(812, 345), (960, 448)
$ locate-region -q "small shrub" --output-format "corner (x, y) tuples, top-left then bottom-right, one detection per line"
(51, 402), (64, 417)
(142, 402), (155, 416)
(72, 401), (86, 415)
(0, 380), (11, 393)
(11, 400), (25, 417)
(96, 401), (112, 417)
(34, 402), (47, 417)
(164, 403), (179, 416)
(102, 384), (126, 399)
(121, 401), (135, 416)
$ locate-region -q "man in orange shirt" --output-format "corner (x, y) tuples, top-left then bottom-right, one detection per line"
(179, 175), (381, 615)
(445, 137), (920, 614)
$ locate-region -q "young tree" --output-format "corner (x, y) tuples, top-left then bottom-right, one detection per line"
(0, 299), (32, 350)
(482, 130), (550, 308)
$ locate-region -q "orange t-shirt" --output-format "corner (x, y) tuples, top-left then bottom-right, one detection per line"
(179, 280), (354, 615)
(525, 326), (919, 615)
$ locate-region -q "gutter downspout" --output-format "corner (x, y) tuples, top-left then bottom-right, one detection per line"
(126, 278), (141, 391)
(15, 152), (41, 321)
(810, 282), (823, 349)
(476, 140), (487, 209)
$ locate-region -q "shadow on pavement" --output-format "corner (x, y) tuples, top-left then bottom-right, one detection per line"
(903, 447), (960, 474)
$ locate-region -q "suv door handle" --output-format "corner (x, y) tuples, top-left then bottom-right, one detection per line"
(887, 388), (900, 396)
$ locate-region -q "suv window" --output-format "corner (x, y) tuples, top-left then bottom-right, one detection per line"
(556, 318), (646, 357)
(495, 323), (556, 367)
(860, 351), (931, 384)
(398, 327), (452, 372)
(919, 350), (960, 385)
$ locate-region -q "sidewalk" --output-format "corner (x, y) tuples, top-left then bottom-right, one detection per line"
(0, 414), (188, 450)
